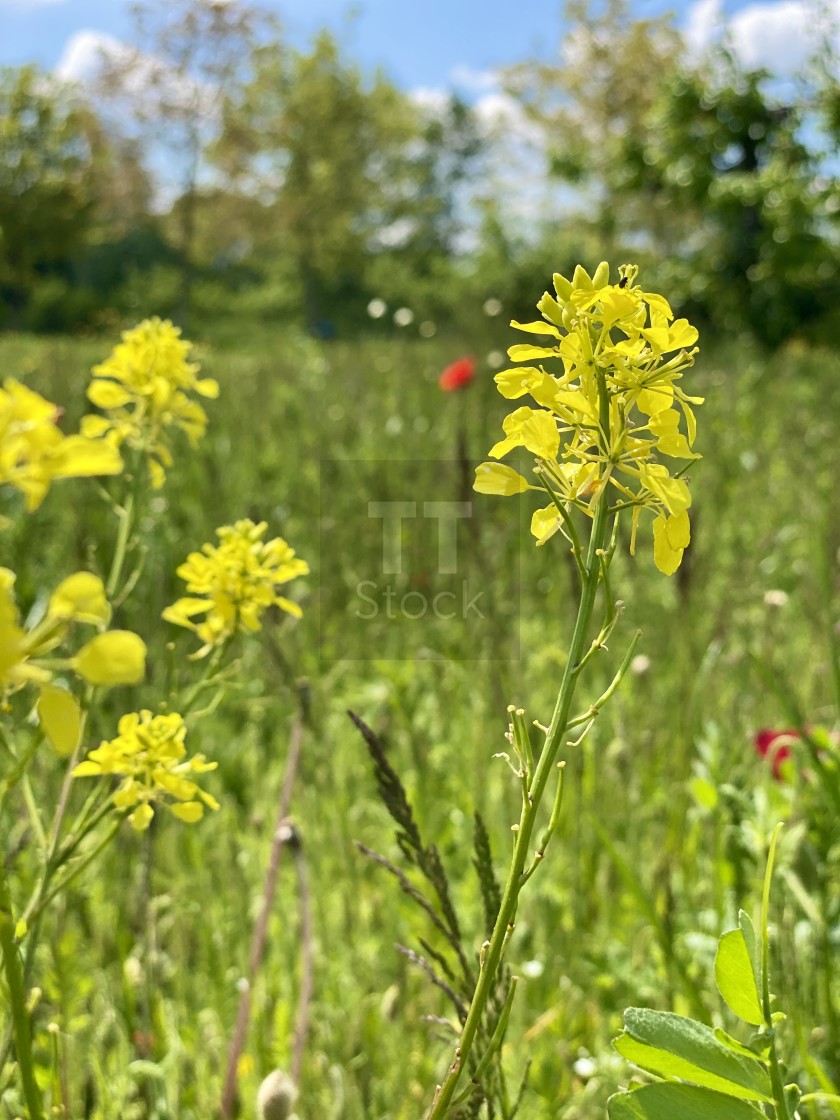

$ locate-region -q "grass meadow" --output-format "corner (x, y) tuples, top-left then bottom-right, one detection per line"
(2, 320), (840, 1119)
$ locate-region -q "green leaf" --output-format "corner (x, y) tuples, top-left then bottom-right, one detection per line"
(713, 1027), (763, 1060)
(738, 911), (758, 974)
(616, 1008), (772, 1101)
(689, 775), (719, 810)
(608, 1082), (767, 1120)
(715, 928), (764, 1025)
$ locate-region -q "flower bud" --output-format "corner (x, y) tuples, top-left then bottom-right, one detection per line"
(257, 1070), (297, 1120)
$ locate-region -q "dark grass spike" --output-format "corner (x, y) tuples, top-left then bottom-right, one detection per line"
(472, 810), (502, 937)
(452, 1085), (485, 1120)
(348, 711), (423, 863)
(422, 1015), (460, 1031)
(355, 842), (455, 948)
(420, 843), (465, 949)
(350, 711), (474, 984)
(396, 944), (469, 1021)
(417, 936), (459, 987)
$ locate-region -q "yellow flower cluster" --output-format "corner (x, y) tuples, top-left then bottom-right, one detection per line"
(163, 519), (309, 657)
(474, 262), (702, 574)
(73, 710), (219, 831)
(82, 317), (218, 489)
(0, 378), (122, 513)
(0, 569), (147, 752)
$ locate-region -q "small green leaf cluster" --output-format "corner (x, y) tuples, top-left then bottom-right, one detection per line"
(609, 909), (799, 1120)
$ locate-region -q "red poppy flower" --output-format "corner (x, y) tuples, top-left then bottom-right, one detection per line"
(754, 728), (798, 780)
(439, 355), (476, 392)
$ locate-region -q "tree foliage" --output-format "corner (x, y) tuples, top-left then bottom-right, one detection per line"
(0, 1), (838, 342)
(214, 30), (422, 326)
(0, 67), (98, 316)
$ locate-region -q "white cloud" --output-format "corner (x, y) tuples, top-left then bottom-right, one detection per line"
(683, 0), (838, 74)
(683, 0), (723, 55)
(450, 65), (500, 93)
(56, 29), (214, 118)
(55, 30), (126, 84)
(729, 0), (825, 71)
(472, 90), (544, 146)
(410, 86), (451, 116)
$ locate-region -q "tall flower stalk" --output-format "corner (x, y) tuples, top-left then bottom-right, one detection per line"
(428, 262), (702, 1117)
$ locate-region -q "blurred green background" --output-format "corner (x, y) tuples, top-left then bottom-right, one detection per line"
(2, 1), (840, 1117)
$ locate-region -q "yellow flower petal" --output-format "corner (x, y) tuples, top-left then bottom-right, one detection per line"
(520, 410), (560, 461)
(87, 380), (133, 409)
(473, 462), (532, 496)
(170, 802), (204, 823)
(48, 572), (111, 625)
(507, 343), (559, 362)
(648, 409), (697, 459)
(494, 367), (543, 399)
(162, 597), (210, 628)
(195, 378), (219, 399)
(129, 804), (155, 831)
(72, 631), (147, 686)
(509, 319), (561, 338)
(653, 511), (691, 575)
(275, 596), (303, 619)
(531, 504), (562, 545)
(73, 760), (103, 777)
(640, 465), (692, 515)
(50, 435), (124, 479)
(37, 684), (82, 756)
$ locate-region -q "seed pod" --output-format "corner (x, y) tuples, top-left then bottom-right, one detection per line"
(257, 1069), (297, 1120)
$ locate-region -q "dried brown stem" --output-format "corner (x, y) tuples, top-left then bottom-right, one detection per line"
(220, 714), (304, 1119)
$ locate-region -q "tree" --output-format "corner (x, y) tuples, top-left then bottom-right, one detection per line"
(0, 66), (98, 320)
(214, 30), (421, 330)
(505, 0), (840, 341)
(626, 56), (840, 340)
(504, 0), (682, 250)
(400, 94), (484, 267)
(94, 0), (272, 320)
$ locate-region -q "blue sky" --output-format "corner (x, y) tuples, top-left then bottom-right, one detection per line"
(0, 0), (817, 92)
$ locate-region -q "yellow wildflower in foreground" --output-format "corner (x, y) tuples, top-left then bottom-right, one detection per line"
(74, 710), (219, 831)
(474, 263), (702, 574)
(0, 377), (122, 511)
(82, 317), (218, 489)
(163, 519), (309, 656)
(1, 568), (147, 751)
(1, 569), (146, 696)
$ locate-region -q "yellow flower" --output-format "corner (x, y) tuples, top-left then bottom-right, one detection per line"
(71, 631), (147, 686)
(0, 568), (147, 750)
(82, 318), (218, 489)
(163, 519), (309, 656)
(48, 572), (112, 626)
(0, 378), (122, 510)
(0, 568), (48, 693)
(73, 710), (219, 831)
(476, 263), (703, 575)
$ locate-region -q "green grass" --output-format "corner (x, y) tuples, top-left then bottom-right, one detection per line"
(2, 324), (839, 1119)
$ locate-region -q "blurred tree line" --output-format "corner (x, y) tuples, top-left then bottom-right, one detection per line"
(0, 0), (837, 344)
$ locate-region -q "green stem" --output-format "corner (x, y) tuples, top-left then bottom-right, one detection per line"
(25, 816), (120, 930)
(106, 491), (135, 600)
(428, 473), (614, 1119)
(450, 977), (519, 1109)
(0, 855), (44, 1120)
(761, 824), (792, 1120)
